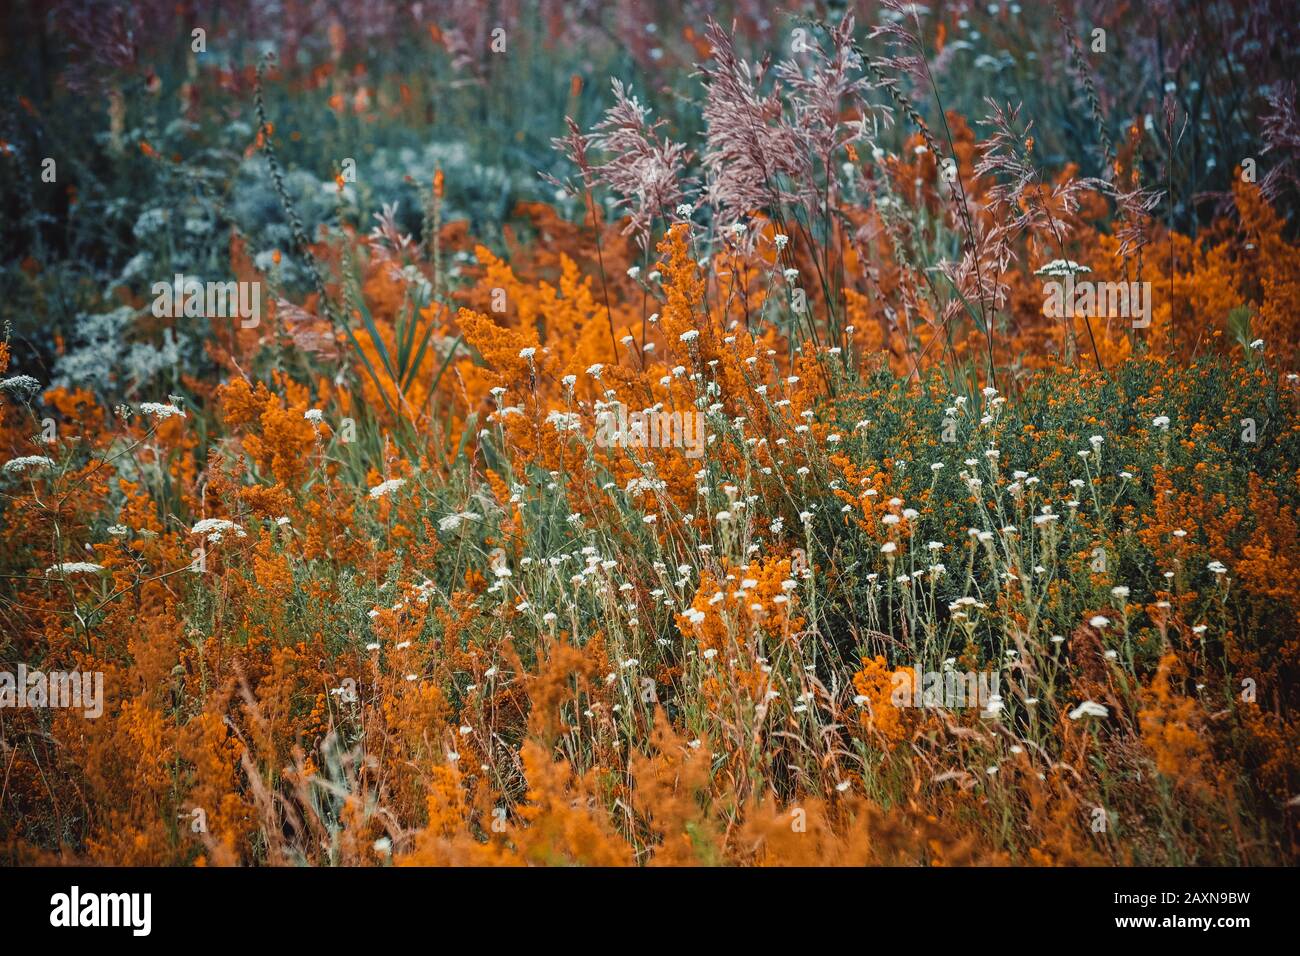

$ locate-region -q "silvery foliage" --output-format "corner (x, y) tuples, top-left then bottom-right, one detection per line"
(364, 140), (528, 232)
(51, 305), (190, 398)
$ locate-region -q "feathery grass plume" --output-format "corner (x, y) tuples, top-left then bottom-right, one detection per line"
(864, 1), (998, 383)
(1259, 81), (1300, 205)
(576, 79), (692, 251)
(769, 14), (873, 349)
(698, 18), (808, 225)
(698, 15), (874, 357)
(975, 99), (1104, 369)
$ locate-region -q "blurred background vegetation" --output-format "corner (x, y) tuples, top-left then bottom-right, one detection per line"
(1, 0), (1297, 402)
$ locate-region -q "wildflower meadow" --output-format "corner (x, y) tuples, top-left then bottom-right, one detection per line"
(1, 0), (1298, 897)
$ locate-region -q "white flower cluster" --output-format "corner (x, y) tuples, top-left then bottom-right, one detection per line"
(45, 562), (105, 575)
(368, 478), (406, 500)
(438, 511), (482, 532)
(4, 455), (55, 474)
(0, 374), (41, 397)
(546, 410), (582, 432)
(1033, 259), (1092, 277)
(139, 402), (186, 421)
(190, 518), (247, 543)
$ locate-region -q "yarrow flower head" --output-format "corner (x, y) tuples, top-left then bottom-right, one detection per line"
(190, 517), (247, 543)
(1068, 701), (1110, 720)
(0, 375), (41, 400)
(546, 410), (582, 432)
(4, 455), (55, 474)
(368, 478), (406, 500)
(438, 511), (482, 532)
(45, 562), (105, 575)
(139, 401), (186, 421)
(1034, 259), (1092, 277)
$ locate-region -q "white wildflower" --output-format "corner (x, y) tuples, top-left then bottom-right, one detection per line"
(190, 517), (246, 542)
(1068, 701), (1109, 720)
(368, 478), (406, 499)
(0, 375), (41, 397)
(4, 455), (54, 474)
(45, 562), (104, 575)
(439, 511), (482, 533)
(1034, 259), (1092, 277)
(546, 410), (582, 432)
(140, 402), (186, 420)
